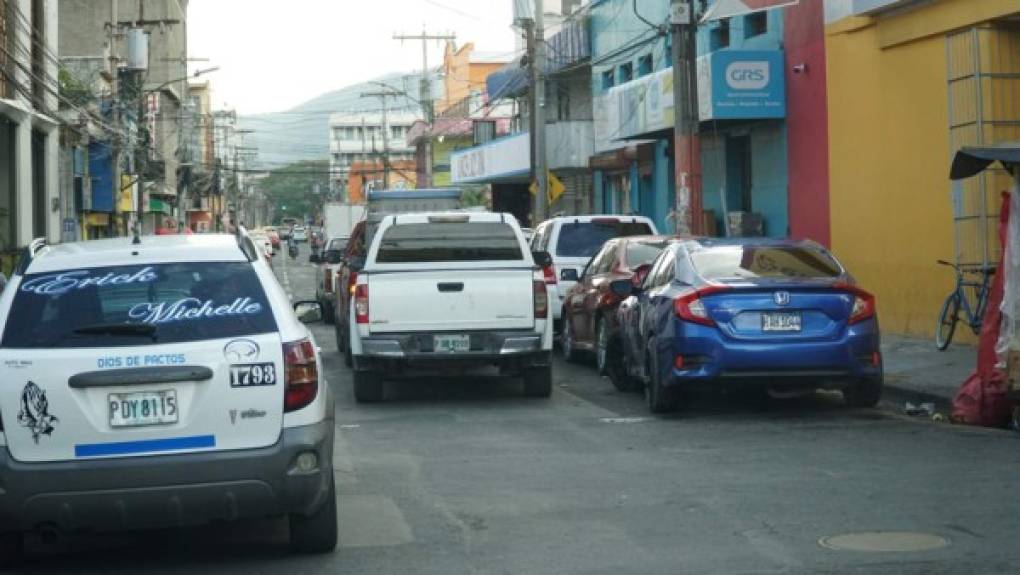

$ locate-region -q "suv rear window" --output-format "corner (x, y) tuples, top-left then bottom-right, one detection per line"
(3, 262), (278, 348)
(556, 221), (654, 258)
(376, 222), (523, 263)
(690, 245), (843, 280)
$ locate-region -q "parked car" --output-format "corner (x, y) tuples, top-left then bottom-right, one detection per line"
(265, 228), (281, 250)
(333, 220), (368, 368)
(292, 226), (309, 242)
(314, 236), (349, 325)
(616, 238), (883, 413)
(530, 215), (658, 333)
(561, 235), (673, 389)
(249, 232), (274, 264)
(0, 233), (337, 561)
(349, 211), (553, 402)
(279, 226), (292, 241)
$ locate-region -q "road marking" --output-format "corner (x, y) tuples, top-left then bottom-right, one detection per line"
(599, 417), (647, 424)
(338, 494), (415, 548)
(339, 424), (360, 429)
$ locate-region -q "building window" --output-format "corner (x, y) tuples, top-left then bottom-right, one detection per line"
(557, 87), (571, 121)
(710, 19), (730, 50)
(601, 70), (615, 91)
(745, 12), (766, 38)
(638, 54), (653, 77)
(344, 126), (355, 140)
(391, 126), (404, 139)
(618, 62), (633, 84)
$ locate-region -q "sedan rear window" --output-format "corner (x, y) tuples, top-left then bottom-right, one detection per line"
(556, 221), (654, 258)
(3, 262), (278, 348)
(690, 245), (843, 280)
(376, 222), (523, 263)
(625, 240), (668, 268)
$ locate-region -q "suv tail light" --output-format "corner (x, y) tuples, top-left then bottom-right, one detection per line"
(674, 286), (729, 327)
(283, 339), (318, 412)
(836, 283), (876, 325)
(533, 279), (548, 319)
(542, 265), (557, 285)
(355, 283), (370, 324)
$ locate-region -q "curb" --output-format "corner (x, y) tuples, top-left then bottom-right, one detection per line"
(881, 379), (955, 414)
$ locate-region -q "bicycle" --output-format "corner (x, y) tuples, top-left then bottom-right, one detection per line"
(935, 260), (996, 350)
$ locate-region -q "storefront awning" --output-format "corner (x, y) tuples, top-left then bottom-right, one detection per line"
(950, 144), (1020, 180)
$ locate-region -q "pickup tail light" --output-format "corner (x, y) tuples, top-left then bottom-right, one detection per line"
(283, 339), (318, 412)
(348, 271), (359, 295)
(674, 286), (729, 327)
(543, 265), (557, 285)
(533, 279), (548, 319)
(355, 283), (370, 324)
(836, 283), (877, 325)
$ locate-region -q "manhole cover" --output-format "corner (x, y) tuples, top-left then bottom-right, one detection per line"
(819, 532), (950, 552)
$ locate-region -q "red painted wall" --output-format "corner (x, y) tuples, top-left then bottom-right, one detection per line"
(783, 1), (830, 246)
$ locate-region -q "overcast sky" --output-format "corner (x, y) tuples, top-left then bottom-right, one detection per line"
(187, 0), (519, 115)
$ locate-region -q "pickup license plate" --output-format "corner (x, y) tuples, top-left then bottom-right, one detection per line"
(762, 312), (802, 332)
(434, 334), (470, 353)
(109, 390), (178, 428)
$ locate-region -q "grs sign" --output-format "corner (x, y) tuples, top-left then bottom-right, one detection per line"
(725, 61), (770, 90)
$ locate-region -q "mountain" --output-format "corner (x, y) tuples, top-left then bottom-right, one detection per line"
(239, 72), (430, 169)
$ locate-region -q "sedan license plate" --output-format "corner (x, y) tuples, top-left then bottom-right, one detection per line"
(434, 334), (470, 353)
(109, 390), (178, 428)
(762, 312), (802, 332)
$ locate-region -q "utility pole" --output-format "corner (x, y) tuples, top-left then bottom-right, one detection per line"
(360, 90), (401, 190)
(524, 0), (549, 225)
(671, 0), (704, 235)
(394, 29), (456, 188)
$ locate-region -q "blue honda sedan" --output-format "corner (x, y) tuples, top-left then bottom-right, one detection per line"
(615, 238), (882, 413)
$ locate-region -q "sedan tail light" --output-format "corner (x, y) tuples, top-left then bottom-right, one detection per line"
(283, 339), (318, 412)
(836, 283), (876, 325)
(533, 279), (548, 319)
(354, 283), (369, 324)
(674, 286), (729, 327)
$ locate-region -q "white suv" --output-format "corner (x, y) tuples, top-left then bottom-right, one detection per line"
(530, 215), (658, 331)
(0, 233), (336, 563)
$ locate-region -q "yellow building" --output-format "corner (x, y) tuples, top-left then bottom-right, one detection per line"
(438, 42), (512, 116)
(825, 0), (1020, 338)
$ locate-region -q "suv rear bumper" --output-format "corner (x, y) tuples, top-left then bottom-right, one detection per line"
(0, 421), (334, 535)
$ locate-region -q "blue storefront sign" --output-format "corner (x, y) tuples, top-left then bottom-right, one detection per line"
(697, 50), (785, 121)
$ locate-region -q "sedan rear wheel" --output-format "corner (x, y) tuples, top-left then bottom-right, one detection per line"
(645, 354), (679, 414)
(844, 376), (883, 408)
(598, 318), (634, 392)
(561, 314), (580, 363)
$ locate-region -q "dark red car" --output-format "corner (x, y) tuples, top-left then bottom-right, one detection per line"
(561, 235), (673, 390)
(333, 221), (368, 368)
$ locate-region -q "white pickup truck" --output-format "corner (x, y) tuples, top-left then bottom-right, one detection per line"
(349, 211), (553, 402)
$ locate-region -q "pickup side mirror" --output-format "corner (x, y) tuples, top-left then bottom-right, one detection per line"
(610, 279), (636, 298)
(532, 250), (553, 268)
(560, 268), (579, 283)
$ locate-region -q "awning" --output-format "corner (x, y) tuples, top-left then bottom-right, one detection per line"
(950, 144), (1020, 180)
(487, 57), (529, 100)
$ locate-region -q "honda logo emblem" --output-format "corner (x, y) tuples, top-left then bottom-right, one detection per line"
(774, 291), (790, 306)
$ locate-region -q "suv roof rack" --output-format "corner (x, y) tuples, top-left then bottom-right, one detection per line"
(14, 237), (49, 275)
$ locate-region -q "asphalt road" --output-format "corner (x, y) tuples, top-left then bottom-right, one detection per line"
(19, 243), (1020, 574)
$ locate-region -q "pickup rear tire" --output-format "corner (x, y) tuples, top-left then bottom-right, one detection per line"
(354, 370), (383, 403)
(288, 474), (338, 554)
(0, 532), (23, 568)
(523, 365), (552, 398)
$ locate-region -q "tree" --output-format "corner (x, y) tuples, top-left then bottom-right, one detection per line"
(260, 160), (330, 223)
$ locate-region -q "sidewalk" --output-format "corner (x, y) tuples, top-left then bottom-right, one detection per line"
(881, 334), (977, 409)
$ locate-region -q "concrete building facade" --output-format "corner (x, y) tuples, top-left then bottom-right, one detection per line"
(328, 110), (419, 200)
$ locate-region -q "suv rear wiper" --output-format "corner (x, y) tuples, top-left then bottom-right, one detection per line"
(71, 323), (158, 340)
